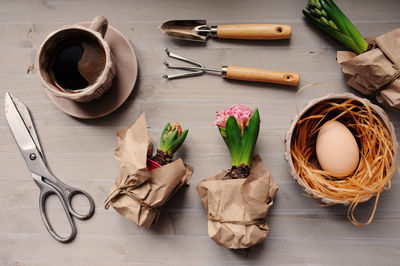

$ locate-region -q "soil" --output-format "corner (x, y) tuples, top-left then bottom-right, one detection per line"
(224, 164), (251, 179)
(151, 149), (172, 165)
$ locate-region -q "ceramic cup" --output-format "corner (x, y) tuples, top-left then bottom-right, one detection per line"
(36, 16), (116, 102)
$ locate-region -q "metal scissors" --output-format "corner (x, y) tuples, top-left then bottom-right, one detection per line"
(4, 92), (95, 243)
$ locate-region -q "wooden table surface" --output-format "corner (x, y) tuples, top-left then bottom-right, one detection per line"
(1, 0), (400, 265)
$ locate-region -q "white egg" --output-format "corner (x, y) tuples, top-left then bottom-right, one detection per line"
(316, 120), (360, 177)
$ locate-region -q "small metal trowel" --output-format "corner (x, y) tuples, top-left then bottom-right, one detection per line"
(159, 20), (292, 42)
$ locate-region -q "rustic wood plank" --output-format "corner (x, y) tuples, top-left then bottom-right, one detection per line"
(1, 0), (400, 265)
(1, 235), (400, 265)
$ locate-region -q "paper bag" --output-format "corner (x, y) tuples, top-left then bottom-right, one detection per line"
(196, 154), (278, 249)
(105, 113), (193, 229)
(337, 28), (400, 109)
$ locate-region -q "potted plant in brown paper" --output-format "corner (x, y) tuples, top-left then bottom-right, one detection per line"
(197, 105), (278, 249)
(303, 0), (400, 109)
(105, 114), (193, 229)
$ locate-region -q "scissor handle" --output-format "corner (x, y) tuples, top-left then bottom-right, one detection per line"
(33, 177), (77, 243)
(52, 179), (96, 220)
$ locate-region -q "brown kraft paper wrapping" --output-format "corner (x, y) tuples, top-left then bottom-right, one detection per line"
(196, 154), (278, 249)
(337, 28), (400, 109)
(104, 113), (193, 229)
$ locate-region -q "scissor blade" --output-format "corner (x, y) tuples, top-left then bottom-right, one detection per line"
(8, 94), (45, 160)
(5, 93), (46, 169)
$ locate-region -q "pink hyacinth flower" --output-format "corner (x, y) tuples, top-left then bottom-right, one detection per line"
(213, 104), (254, 132)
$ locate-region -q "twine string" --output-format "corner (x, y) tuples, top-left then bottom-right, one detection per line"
(347, 192), (381, 226)
(207, 213), (265, 226)
(104, 183), (160, 212)
(373, 66), (400, 97)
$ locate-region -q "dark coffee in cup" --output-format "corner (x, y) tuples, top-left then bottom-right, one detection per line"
(37, 16), (116, 102)
(51, 36), (106, 92)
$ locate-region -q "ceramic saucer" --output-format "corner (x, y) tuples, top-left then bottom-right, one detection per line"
(45, 22), (138, 119)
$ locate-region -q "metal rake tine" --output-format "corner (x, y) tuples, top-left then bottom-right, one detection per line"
(163, 61), (221, 74)
(164, 48), (205, 68)
(162, 48), (207, 79)
(163, 61), (205, 71)
(162, 70), (204, 80)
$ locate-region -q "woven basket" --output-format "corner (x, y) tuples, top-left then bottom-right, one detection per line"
(285, 93), (398, 206)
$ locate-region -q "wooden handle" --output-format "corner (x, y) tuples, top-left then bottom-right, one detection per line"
(223, 66), (300, 86)
(217, 24), (292, 40)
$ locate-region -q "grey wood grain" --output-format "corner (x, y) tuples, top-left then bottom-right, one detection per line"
(1, 0), (400, 265)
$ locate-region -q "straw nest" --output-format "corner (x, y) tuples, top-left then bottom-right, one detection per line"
(286, 94), (398, 226)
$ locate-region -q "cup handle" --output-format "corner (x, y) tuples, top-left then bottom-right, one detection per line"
(89, 16), (108, 38)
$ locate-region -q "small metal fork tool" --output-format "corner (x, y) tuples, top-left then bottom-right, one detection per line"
(162, 48), (221, 79)
(162, 48), (300, 86)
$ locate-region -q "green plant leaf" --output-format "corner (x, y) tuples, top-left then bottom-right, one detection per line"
(303, 10), (362, 54)
(218, 126), (228, 145)
(226, 116), (242, 166)
(321, 0), (367, 53)
(160, 122), (170, 144)
(321, 0), (350, 36)
(169, 129), (188, 155)
(325, 0), (367, 52)
(160, 129), (178, 151)
(239, 108), (260, 166)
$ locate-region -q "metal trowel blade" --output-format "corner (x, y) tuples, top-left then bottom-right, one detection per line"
(159, 20), (209, 42)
